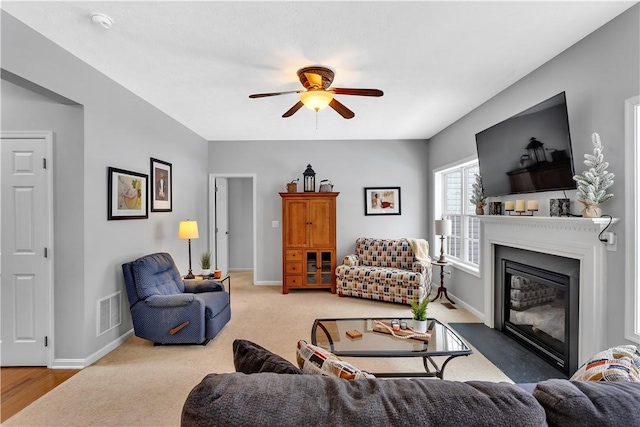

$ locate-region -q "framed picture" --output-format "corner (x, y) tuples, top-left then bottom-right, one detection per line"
(107, 167), (148, 220)
(150, 158), (172, 212)
(364, 187), (401, 216)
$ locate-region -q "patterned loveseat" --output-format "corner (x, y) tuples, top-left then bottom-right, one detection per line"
(335, 237), (432, 305)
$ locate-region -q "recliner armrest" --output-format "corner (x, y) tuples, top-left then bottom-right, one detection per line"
(145, 294), (196, 308)
(184, 280), (224, 294)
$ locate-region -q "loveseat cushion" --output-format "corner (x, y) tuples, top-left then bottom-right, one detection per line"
(182, 373), (547, 427)
(356, 237), (416, 269)
(233, 339), (302, 375)
(533, 379), (640, 427)
(336, 265), (425, 285)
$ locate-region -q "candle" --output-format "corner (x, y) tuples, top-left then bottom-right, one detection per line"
(527, 200), (539, 211)
(515, 200), (526, 212)
(505, 201), (515, 211)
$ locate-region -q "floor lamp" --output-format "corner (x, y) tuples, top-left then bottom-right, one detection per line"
(434, 219), (452, 263)
(178, 220), (199, 279)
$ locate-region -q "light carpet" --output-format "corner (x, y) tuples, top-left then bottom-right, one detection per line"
(5, 271), (511, 426)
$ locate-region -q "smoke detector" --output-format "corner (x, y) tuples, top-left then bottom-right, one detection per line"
(91, 13), (114, 29)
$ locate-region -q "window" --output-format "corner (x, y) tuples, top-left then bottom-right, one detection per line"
(434, 157), (480, 275)
(625, 95), (640, 344)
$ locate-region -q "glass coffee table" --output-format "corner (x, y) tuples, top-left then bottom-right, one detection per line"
(311, 317), (472, 379)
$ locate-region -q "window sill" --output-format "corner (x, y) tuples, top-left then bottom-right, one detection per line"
(446, 259), (481, 278)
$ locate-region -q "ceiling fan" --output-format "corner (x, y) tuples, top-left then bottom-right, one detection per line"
(249, 66), (383, 119)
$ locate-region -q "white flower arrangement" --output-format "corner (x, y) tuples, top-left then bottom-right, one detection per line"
(572, 133), (614, 205)
(470, 173), (486, 206)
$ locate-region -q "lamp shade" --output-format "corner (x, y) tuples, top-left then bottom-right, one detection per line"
(435, 219), (452, 236)
(178, 220), (199, 240)
(300, 90), (334, 111)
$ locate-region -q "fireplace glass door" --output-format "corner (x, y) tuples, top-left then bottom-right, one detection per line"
(503, 261), (570, 373)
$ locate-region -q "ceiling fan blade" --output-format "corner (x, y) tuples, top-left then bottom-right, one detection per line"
(249, 90), (300, 98)
(282, 101), (304, 118)
(329, 99), (355, 119)
(331, 88), (384, 97)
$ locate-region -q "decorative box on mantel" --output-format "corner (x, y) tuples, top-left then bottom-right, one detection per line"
(478, 215), (618, 368)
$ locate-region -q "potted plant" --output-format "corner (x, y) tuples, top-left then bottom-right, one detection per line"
(470, 173), (486, 215)
(200, 251), (212, 277)
(410, 298), (430, 333)
(572, 132), (614, 218)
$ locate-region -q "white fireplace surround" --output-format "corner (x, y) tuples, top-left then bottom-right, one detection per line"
(479, 216), (618, 366)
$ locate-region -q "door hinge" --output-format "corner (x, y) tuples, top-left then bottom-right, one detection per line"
(45, 336), (48, 347)
(44, 247), (48, 258)
(43, 158), (47, 169)
(215, 186), (219, 192)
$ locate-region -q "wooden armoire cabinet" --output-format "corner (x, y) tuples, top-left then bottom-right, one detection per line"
(279, 192), (339, 294)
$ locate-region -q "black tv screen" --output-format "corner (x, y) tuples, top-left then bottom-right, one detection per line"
(475, 92), (577, 197)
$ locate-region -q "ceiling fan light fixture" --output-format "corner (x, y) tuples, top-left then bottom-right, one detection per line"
(300, 90), (334, 111)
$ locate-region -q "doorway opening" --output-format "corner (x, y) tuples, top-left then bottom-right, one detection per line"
(208, 173), (257, 283)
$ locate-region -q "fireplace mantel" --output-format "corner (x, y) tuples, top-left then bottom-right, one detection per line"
(479, 215), (618, 365)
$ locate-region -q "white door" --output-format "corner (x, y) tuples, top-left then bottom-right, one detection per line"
(1, 132), (53, 367)
(215, 177), (229, 274)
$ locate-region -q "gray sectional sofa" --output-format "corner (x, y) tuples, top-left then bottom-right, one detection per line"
(181, 340), (640, 427)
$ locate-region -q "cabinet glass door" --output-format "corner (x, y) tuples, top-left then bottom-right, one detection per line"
(306, 252), (317, 284)
(320, 251), (332, 284)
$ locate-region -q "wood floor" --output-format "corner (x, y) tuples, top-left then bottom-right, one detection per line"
(1, 367), (78, 423)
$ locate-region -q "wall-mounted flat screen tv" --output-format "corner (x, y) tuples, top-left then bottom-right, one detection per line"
(475, 92), (577, 197)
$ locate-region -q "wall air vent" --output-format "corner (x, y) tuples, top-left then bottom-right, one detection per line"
(97, 292), (121, 336)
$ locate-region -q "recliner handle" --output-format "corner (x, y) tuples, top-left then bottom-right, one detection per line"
(170, 321), (190, 335)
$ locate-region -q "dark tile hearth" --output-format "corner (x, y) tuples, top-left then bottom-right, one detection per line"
(450, 322), (568, 383)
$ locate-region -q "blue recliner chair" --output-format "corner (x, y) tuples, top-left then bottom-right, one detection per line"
(122, 252), (230, 345)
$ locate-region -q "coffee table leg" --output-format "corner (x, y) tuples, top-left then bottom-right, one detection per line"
(423, 357), (437, 375)
(427, 354), (470, 379)
(423, 355), (470, 379)
(313, 321), (336, 353)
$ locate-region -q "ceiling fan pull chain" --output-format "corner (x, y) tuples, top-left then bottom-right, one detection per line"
(316, 111), (319, 130)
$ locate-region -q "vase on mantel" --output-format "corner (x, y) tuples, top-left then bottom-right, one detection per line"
(579, 199), (602, 218)
(475, 204), (485, 215)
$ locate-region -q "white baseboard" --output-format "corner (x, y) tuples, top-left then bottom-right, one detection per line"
(447, 292), (485, 322)
(254, 281), (281, 286)
(52, 329), (134, 369)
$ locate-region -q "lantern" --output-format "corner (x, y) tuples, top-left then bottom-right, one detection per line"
(303, 164), (316, 192)
(526, 137), (546, 164)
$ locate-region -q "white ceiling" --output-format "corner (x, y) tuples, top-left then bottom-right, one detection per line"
(2, 1), (636, 141)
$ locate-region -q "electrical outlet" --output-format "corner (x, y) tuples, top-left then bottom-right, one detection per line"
(604, 232), (617, 251)
(272, 220), (279, 228)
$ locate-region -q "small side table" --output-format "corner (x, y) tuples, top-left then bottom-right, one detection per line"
(431, 261), (454, 304)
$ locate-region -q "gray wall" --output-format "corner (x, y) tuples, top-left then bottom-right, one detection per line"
(427, 5), (639, 346)
(2, 80), (86, 359)
(1, 11), (210, 363)
(209, 139), (430, 282)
